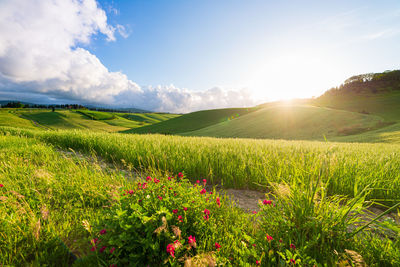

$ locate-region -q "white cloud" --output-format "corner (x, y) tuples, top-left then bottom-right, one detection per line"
(0, 0), (254, 113)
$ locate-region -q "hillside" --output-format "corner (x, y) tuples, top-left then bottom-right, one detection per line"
(124, 107), (256, 134)
(182, 105), (383, 140)
(0, 109), (179, 132)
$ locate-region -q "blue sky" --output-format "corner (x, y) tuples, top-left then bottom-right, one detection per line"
(92, 0), (400, 100)
(0, 0), (400, 112)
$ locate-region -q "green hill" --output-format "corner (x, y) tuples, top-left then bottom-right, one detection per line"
(182, 105), (383, 140)
(124, 107), (256, 134)
(0, 109), (179, 132)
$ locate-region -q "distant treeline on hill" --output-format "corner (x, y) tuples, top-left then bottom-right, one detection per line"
(321, 70), (400, 97)
(0, 101), (148, 113)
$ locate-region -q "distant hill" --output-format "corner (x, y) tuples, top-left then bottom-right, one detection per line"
(181, 105), (383, 140)
(124, 108), (257, 135)
(0, 109), (179, 132)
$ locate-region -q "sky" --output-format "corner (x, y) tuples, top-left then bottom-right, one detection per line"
(0, 0), (400, 112)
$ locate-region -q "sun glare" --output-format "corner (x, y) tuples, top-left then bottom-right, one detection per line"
(248, 50), (345, 102)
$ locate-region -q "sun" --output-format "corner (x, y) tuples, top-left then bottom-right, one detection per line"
(247, 49), (346, 102)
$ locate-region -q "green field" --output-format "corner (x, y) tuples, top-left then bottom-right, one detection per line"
(1, 126), (399, 266)
(2, 78), (400, 266)
(0, 109), (180, 132)
(183, 105), (383, 140)
(125, 107), (256, 134)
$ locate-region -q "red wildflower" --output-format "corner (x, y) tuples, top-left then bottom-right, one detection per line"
(91, 238), (99, 245)
(279, 239), (283, 243)
(168, 176), (172, 181)
(178, 215), (183, 222)
(183, 206), (188, 211)
(110, 247), (115, 254)
(128, 190), (134, 195)
(290, 243), (296, 250)
(146, 176), (152, 181)
(252, 211), (257, 214)
(100, 246), (106, 253)
(0, 184), (3, 188)
(166, 244), (175, 257)
(188, 235), (196, 246)
(266, 234), (273, 241)
(215, 242), (221, 251)
(91, 246), (96, 251)
(252, 244), (256, 247)
(203, 179), (207, 186)
(110, 265), (117, 267)
(204, 209), (210, 216)
(196, 180), (200, 184)
(290, 259), (296, 264)
(216, 197), (221, 207)
(200, 188), (207, 194)
(263, 199), (272, 205)
(99, 229), (107, 235)
(142, 183), (147, 189)
(256, 260), (260, 265)
(173, 209), (178, 214)
(158, 196), (163, 200)
(209, 191), (213, 195)
(178, 172), (183, 178)
(154, 178), (160, 183)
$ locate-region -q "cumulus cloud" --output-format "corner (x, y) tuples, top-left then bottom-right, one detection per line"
(0, 0), (254, 113)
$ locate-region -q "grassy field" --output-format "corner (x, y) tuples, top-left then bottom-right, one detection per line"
(315, 91), (400, 121)
(2, 126), (400, 202)
(1, 126), (399, 266)
(0, 110), (37, 129)
(1, 90), (400, 265)
(183, 105), (383, 140)
(0, 109), (180, 132)
(125, 107), (256, 134)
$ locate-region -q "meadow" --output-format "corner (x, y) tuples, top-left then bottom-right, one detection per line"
(1, 129), (399, 266)
(1, 100), (400, 266)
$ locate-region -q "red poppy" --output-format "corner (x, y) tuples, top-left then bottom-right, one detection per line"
(215, 242), (221, 250)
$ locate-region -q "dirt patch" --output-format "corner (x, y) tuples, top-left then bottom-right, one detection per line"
(223, 189), (265, 212)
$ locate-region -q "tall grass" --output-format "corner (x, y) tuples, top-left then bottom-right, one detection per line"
(2, 126), (400, 202)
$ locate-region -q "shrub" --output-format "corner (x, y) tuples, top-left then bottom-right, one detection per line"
(84, 173), (259, 266)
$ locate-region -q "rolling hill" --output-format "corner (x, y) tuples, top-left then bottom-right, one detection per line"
(124, 107), (257, 134)
(181, 105), (383, 140)
(0, 109), (179, 132)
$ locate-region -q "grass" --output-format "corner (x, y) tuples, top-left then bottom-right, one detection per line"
(0, 134), (127, 265)
(315, 91), (400, 122)
(2, 126), (400, 202)
(125, 107), (256, 135)
(0, 109), (180, 133)
(0, 132), (398, 266)
(183, 105), (383, 140)
(77, 110), (116, 120)
(121, 112), (180, 124)
(0, 110), (37, 129)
